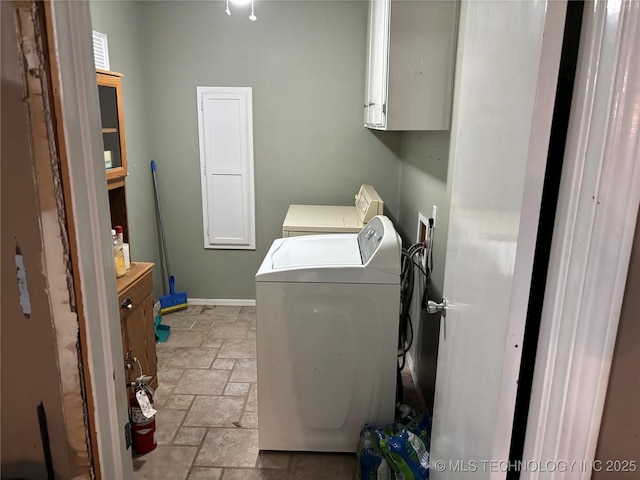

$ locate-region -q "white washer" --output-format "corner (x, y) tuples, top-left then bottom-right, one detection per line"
(282, 184), (384, 237)
(255, 215), (401, 452)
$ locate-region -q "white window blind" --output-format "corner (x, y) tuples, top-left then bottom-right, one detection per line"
(92, 30), (110, 71)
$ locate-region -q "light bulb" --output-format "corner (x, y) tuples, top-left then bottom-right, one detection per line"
(225, 0), (231, 15)
(249, 0), (257, 21)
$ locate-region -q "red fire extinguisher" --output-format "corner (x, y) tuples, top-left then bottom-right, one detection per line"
(129, 378), (157, 454)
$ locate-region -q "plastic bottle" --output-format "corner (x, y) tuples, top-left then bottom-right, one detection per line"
(115, 225), (131, 270)
(358, 424), (392, 480)
(122, 243), (131, 270)
(112, 229), (126, 278)
(114, 225), (131, 270)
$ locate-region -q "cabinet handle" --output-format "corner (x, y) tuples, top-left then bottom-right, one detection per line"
(121, 297), (133, 310)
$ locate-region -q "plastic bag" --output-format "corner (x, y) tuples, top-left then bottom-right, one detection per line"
(357, 411), (432, 480)
(357, 424), (394, 480)
(376, 423), (429, 480)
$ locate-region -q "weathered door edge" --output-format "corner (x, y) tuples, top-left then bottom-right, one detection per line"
(13, 0), (93, 477)
(45, 0), (133, 477)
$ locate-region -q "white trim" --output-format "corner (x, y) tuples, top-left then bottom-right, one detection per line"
(522, 1), (640, 478)
(49, 2), (131, 477)
(491, 0), (567, 472)
(197, 86), (256, 250)
(405, 352), (427, 412)
(188, 298), (256, 307)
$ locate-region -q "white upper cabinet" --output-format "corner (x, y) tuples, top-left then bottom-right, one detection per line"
(364, 0), (459, 131)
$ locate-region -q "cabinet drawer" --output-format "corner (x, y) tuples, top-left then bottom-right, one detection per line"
(118, 269), (152, 314)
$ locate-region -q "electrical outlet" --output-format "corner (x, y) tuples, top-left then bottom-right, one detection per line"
(416, 212), (428, 271)
(417, 212), (428, 244)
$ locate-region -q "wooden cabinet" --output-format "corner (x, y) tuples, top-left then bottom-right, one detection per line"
(97, 70), (127, 186)
(364, 0), (459, 130)
(96, 72), (154, 387)
(97, 70), (130, 244)
(117, 262), (157, 389)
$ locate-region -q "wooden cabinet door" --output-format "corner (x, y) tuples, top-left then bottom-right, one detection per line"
(122, 294), (156, 387)
(97, 70), (127, 185)
(117, 263), (157, 389)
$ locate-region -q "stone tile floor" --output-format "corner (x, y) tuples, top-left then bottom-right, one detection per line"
(133, 305), (421, 480)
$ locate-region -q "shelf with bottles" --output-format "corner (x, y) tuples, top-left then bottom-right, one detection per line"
(97, 69), (127, 188)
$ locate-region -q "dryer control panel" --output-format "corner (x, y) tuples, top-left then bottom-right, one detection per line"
(354, 184), (384, 224)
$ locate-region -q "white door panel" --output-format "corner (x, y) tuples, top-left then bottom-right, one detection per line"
(204, 95), (244, 173)
(197, 87), (255, 249)
(429, 1), (566, 478)
(207, 174), (247, 244)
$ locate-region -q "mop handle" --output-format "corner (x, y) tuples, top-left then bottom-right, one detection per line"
(151, 160), (172, 280)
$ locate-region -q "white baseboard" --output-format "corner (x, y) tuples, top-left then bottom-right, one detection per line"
(187, 298), (256, 307)
(406, 352), (427, 412)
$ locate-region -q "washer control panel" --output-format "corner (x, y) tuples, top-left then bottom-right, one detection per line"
(358, 216), (386, 264)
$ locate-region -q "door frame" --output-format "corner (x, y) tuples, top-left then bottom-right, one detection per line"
(522, 1), (640, 478)
(43, 0), (639, 477)
(46, 1), (132, 477)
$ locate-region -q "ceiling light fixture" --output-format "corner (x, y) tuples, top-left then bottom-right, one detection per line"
(224, 0), (256, 21)
(249, 0), (257, 21)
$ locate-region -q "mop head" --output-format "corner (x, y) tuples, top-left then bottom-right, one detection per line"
(159, 292), (188, 314)
(159, 276), (188, 314)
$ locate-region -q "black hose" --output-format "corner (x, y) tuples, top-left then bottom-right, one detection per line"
(397, 242), (431, 404)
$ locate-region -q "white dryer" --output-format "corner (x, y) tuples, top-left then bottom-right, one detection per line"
(255, 215), (401, 452)
(282, 184), (384, 237)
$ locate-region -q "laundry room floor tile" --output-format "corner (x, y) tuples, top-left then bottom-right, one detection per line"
(183, 396), (245, 427)
(173, 427), (207, 446)
(217, 338), (256, 358)
(162, 315), (199, 330)
(194, 428), (259, 467)
(228, 358), (257, 383)
(155, 409), (186, 445)
(208, 322), (250, 339)
(245, 383), (258, 412)
(132, 446), (197, 480)
(169, 347), (219, 369)
(223, 382), (251, 396)
(164, 394), (195, 410)
(173, 369), (230, 396)
(221, 468), (288, 480)
(187, 467), (223, 480)
(133, 305), (422, 480)
(289, 453), (356, 480)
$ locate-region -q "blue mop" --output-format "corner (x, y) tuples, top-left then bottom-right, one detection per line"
(151, 160), (188, 314)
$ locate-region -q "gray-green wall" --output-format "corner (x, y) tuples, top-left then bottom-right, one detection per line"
(91, 0), (164, 299)
(99, 0), (402, 300)
(90, 0), (453, 407)
(396, 131), (452, 409)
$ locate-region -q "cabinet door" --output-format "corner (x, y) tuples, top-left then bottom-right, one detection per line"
(97, 71), (127, 185)
(364, 0), (390, 128)
(118, 264), (157, 388)
(197, 87), (256, 250)
(123, 294), (156, 386)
